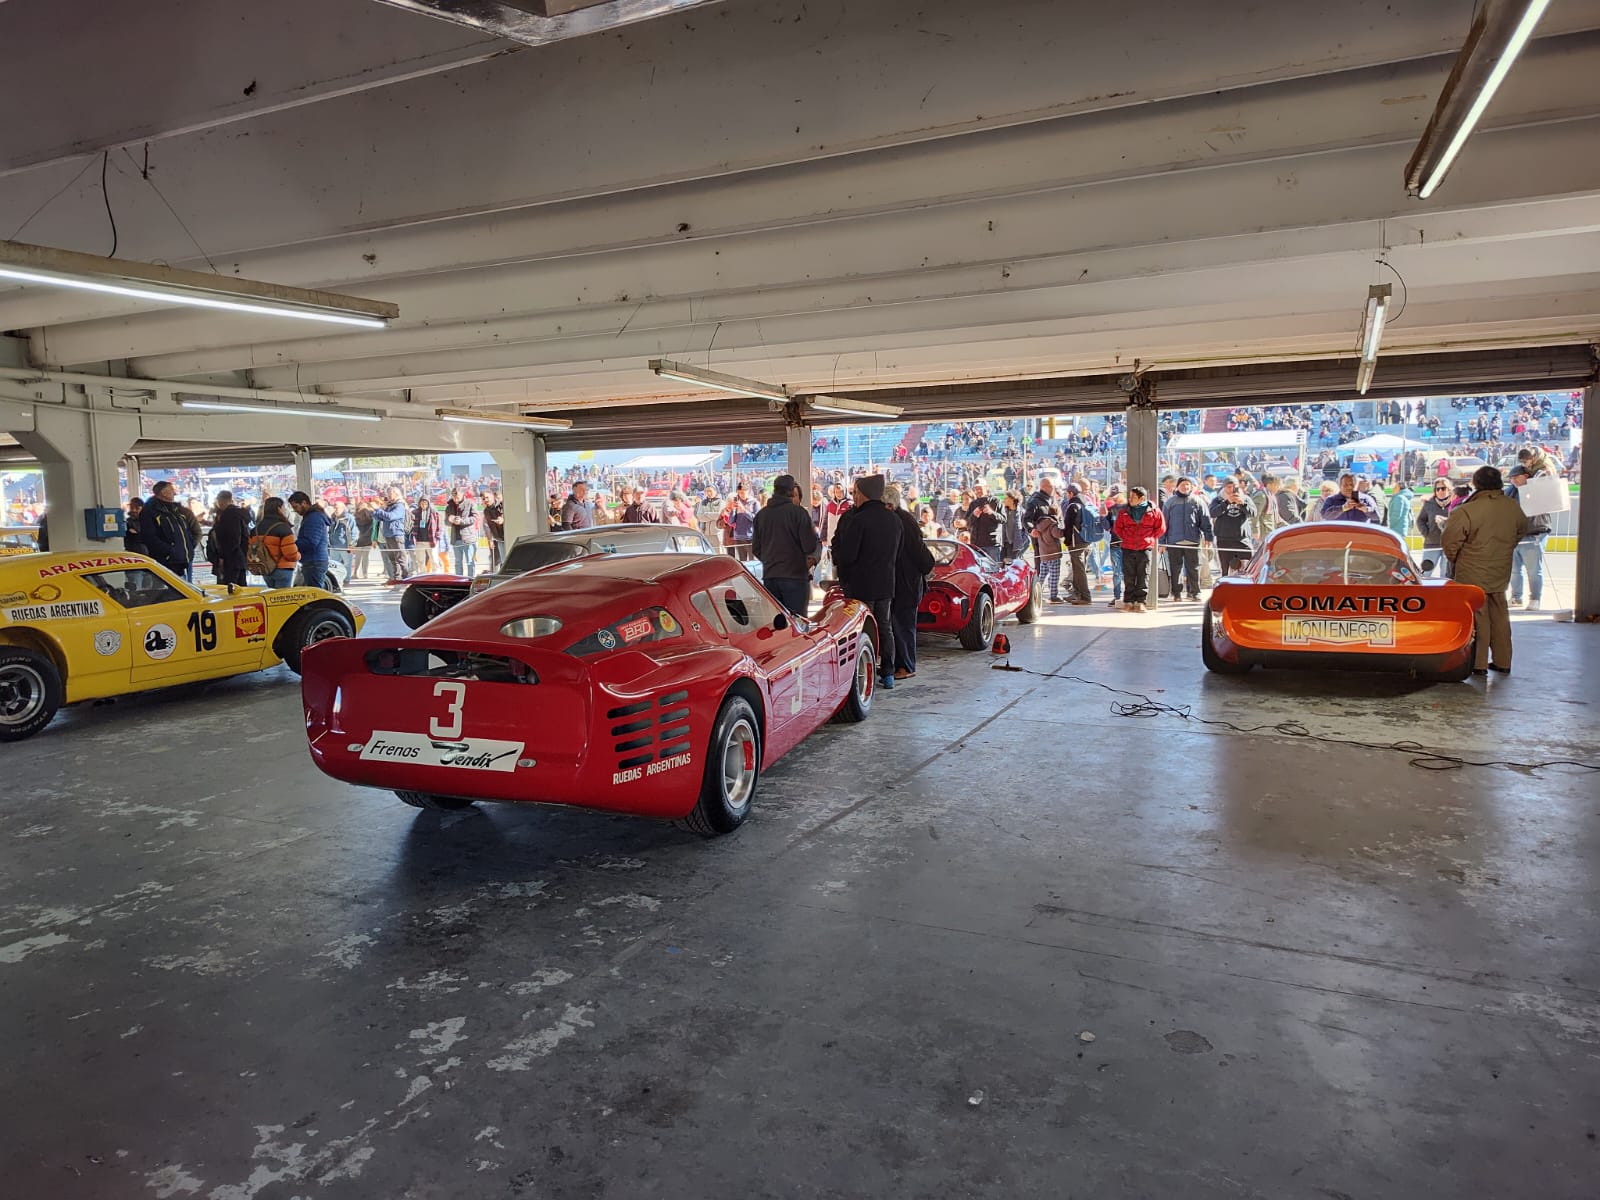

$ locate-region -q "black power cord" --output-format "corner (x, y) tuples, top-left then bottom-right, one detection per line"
(992, 661), (1600, 774)
(101, 151), (118, 258)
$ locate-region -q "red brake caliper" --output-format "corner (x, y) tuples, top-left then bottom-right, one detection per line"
(742, 738), (756, 772)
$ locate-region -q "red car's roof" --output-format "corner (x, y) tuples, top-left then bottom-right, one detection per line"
(420, 553), (745, 638)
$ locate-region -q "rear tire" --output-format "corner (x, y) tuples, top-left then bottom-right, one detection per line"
(399, 587), (432, 630)
(396, 790), (476, 811)
(831, 640), (877, 724)
(0, 646), (62, 742)
(1201, 606), (1251, 674)
(957, 592), (996, 650)
(681, 695), (760, 836)
(1016, 579), (1042, 624)
(279, 604), (356, 674)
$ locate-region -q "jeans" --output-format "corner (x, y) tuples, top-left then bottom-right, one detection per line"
(1123, 548), (1151, 604)
(489, 540), (505, 572)
(332, 549), (352, 578)
(300, 559), (329, 591)
(352, 544), (371, 579)
(1509, 536), (1544, 603)
(451, 540), (476, 577)
(765, 576), (810, 616)
(266, 567), (295, 589)
(1108, 543), (1124, 600)
(1166, 544), (1200, 598)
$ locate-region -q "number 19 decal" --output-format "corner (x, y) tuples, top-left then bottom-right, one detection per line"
(186, 610), (217, 651)
(430, 680), (466, 739)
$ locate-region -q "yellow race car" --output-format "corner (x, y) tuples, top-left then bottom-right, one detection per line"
(0, 550), (364, 741)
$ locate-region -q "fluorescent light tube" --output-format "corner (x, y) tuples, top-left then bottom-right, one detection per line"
(804, 394), (906, 419)
(1406, 0), (1551, 199)
(648, 359), (790, 403)
(1360, 284), (1391, 362)
(1355, 358), (1378, 396)
(0, 239), (397, 328)
(436, 408), (573, 431)
(180, 399), (383, 422)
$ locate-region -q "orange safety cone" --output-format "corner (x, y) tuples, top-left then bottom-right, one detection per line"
(991, 633), (1010, 656)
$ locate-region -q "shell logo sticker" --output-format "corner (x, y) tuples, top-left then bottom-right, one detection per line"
(143, 624), (178, 660)
(233, 603), (266, 639)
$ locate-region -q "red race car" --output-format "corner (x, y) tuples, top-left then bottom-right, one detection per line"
(1202, 524), (1485, 681)
(918, 540), (1041, 649)
(301, 554), (878, 835)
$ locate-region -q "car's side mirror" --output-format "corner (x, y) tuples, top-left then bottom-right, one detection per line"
(773, 612), (789, 631)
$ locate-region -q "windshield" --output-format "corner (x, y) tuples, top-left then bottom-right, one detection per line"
(500, 540), (590, 576)
(1267, 547), (1417, 586)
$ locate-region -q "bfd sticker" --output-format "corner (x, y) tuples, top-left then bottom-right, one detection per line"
(143, 623), (178, 660)
(233, 603), (266, 639)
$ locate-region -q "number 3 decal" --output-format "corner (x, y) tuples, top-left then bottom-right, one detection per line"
(430, 680), (466, 739)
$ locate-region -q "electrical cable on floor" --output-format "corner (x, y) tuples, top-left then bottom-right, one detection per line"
(991, 661), (1600, 774)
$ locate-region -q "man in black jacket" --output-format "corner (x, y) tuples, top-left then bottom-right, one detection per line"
(751, 474), (819, 616)
(831, 473), (903, 690)
(209, 491), (252, 587)
(1060, 484), (1093, 604)
(141, 480), (194, 578)
(883, 483), (935, 680)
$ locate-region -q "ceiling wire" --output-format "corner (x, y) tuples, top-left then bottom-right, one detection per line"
(1377, 257), (1409, 325)
(121, 146), (221, 274)
(7, 154), (100, 241)
(100, 151), (118, 258)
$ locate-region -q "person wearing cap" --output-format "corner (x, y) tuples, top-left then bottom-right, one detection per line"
(831, 473), (903, 689)
(1442, 466), (1530, 674)
(751, 474), (819, 616)
(560, 481), (594, 531)
(882, 483), (935, 679)
(1503, 462), (1552, 611)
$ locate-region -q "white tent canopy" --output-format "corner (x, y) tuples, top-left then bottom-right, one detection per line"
(616, 451), (720, 470)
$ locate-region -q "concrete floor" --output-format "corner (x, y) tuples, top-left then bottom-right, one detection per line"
(3, 581), (1598, 1199)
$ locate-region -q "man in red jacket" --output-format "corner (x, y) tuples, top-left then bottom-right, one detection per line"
(1112, 486), (1167, 612)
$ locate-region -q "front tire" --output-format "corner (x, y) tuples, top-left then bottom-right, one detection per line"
(279, 604), (356, 674)
(396, 790), (476, 811)
(682, 695), (760, 836)
(1201, 606), (1251, 674)
(0, 646), (62, 742)
(957, 591), (996, 650)
(1016, 579), (1042, 624)
(831, 640), (877, 724)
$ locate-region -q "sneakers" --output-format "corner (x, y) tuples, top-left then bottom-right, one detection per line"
(1108, 598), (1121, 607)
(893, 668), (914, 680)
(1132, 602), (1147, 612)
(879, 673), (895, 691)
(1070, 598), (1092, 606)
(1508, 598), (1523, 607)
(1527, 601), (1541, 612)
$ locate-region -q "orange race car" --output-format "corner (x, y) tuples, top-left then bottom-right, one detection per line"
(1202, 524), (1485, 682)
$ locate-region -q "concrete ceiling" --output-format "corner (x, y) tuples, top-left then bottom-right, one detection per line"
(2, 0), (1599, 441)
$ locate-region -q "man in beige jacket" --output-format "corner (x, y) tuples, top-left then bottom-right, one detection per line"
(1441, 466), (1530, 675)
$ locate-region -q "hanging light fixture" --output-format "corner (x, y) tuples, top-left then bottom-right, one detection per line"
(1355, 283), (1392, 395)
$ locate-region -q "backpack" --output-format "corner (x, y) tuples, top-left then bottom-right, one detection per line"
(246, 537), (276, 577)
(1077, 501), (1105, 543)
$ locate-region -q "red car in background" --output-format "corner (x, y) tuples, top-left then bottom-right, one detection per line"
(301, 554), (877, 835)
(918, 540), (1040, 650)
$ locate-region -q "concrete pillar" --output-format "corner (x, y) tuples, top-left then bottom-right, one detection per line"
(7, 390), (139, 554)
(293, 446), (313, 497)
(786, 422), (813, 501)
(122, 454), (141, 503)
(491, 432), (543, 544)
(1574, 384), (1598, 621)
(1125, 400), (1160, 609)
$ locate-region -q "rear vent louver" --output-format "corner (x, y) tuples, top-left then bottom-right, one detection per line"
(608, 690), (692, 770)
(835, 632), (859, 669)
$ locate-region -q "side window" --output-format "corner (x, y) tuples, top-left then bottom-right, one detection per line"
(716, 575), (783, 635)
(674, 534), (710, 553)
(82, 569), (187, 608)
(690, 590), (726, 635)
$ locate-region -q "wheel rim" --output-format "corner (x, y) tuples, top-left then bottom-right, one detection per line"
(855, 647), (875, 710)
(980, 599), (995, 643)
(303, 614), (350, 645)
(721, 717), (758, 811)
(0, 663), (47, 726)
